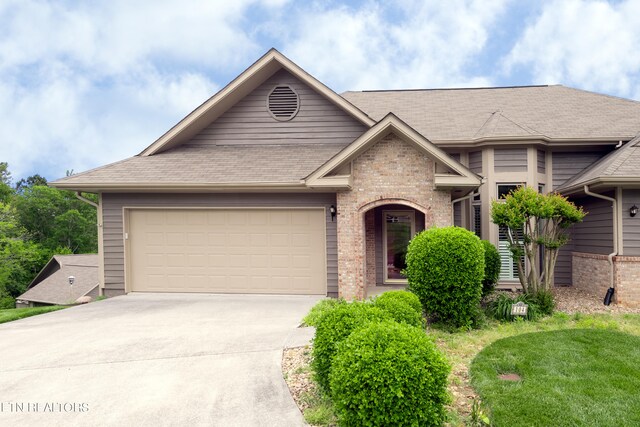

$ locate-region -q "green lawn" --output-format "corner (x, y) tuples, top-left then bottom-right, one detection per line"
(0, 305), (67, 324)
(470, 328), (640, 427)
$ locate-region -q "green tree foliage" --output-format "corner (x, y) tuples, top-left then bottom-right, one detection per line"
(0, 164), (98, 303)
(13, 185), (97, 253)
(405, 226), (485, 328)
(491, 187), (585, 294)
(0, 162), (12, 203)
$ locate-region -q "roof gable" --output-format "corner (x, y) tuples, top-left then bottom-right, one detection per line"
(306, 113), (481, 190)
(186, 68), (368, 147)
(141, 49), (375, 156)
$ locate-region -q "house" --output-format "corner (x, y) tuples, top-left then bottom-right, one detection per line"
(50, 49), (640, 307)
(15, 254), (99, 308)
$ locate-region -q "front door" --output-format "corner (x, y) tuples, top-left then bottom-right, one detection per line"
(383, 210), (415, 284)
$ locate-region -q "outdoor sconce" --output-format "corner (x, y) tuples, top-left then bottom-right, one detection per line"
(68, 276), (75, 286)
(631, 205), (638, 217)
(330, 205), (336, 222)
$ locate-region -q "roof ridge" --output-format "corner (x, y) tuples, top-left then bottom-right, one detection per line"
(347, 84), (552, 94)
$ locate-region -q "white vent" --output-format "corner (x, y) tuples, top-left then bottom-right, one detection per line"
(267, 85), (299, 121)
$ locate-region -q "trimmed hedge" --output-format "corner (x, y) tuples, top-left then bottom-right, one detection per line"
(311, 302), (390, 392)
(373, 290), (422, 314)
(330, 321), (450, 426)
(372, 292), (424, 328)
(481, 240), (501, 297)
(406, 226), (485, 328)
(302, 298), (346, 326)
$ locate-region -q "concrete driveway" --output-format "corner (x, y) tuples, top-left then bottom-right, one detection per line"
(0, 293), (322, 427)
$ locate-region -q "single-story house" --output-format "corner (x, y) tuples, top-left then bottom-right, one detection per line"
(51, 49), (640, 306)
(15, 254), (99, 308)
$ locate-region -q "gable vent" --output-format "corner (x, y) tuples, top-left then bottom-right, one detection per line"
(267, 85), (299, 121)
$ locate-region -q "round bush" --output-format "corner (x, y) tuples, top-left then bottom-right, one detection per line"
(373, 290), (422, 314)
(312, 302), (391, 392)
(330, 321), (450, 426)
(405, 226), (484, 328)
(302, 298), (346, 326)
(481, 240), (501, 297)
(373, 292), (424, 328)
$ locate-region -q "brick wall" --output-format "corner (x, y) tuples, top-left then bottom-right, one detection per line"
(572, 252), (640, 307)
(614, 256), (640, 308)
(572, 252), (611, 296)
(337, 133), (452, 299)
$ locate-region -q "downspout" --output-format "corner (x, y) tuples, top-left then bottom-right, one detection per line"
(583, 185), (617, 302)
(75, 192), (104, 297)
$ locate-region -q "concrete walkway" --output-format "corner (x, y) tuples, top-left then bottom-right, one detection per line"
(0, 293), (322, 426)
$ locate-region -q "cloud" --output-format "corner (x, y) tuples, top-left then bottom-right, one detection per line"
(279, 0), (511, 91)
(0, 0), (287, 180)
(504, 0), (640, 99)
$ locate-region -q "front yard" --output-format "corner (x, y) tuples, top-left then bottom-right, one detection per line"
(0, 306), (67, 324)
(284, 298), (640, 426)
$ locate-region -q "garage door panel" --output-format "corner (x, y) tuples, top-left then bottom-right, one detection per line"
(129, 209), (326, 294)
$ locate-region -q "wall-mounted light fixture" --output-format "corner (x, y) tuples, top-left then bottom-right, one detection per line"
(330, 205), (336, 222)
(631, 205), (638, 217)
(68, 276), (75, 286)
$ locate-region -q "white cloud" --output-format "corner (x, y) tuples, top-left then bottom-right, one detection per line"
(0, 0), (287, 180)
(504, 0), (640, 99)
(280, 0), (510, 91)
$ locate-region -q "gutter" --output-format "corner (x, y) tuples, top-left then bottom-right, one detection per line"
(583, 185), (617, 303)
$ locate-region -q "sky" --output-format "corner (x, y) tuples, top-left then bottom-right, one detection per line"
(1, 0), (640, 182)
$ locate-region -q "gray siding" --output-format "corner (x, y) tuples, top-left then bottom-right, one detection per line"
(555, 237), (573, 285)
(188, 69), (367, 146)
(469, 151), (482, 173)
(537, 149), (546, 173)
(552, 150), (608, 190)
(494, 148), (527, 172)
(622, 189), (640, 256)
(101, 193), (338, 296)
(571, 195), (614, 255)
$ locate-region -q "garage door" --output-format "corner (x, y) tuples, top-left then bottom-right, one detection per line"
(127, 209), (326, 294)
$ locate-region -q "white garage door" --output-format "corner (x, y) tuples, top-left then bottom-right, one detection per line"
(127, 209), (326, 294)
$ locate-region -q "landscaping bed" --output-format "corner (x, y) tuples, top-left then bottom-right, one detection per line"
(282, 289), (640, 426)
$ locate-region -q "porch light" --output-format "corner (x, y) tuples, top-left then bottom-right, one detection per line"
(68, 276), (75, 286)
(330, 205), (336, 221)
(631, 205), (638, 217)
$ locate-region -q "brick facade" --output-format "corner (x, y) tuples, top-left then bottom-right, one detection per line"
(572, 252), (611, 296)
(572, 252), (640, 307)
(336, 133), (452, 300)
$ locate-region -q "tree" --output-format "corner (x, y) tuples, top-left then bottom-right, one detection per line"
(12, 185), (97, 253)
(491, 186), (585, 294)
(0, 162), (12, 203)
(15, 174), (48, 193)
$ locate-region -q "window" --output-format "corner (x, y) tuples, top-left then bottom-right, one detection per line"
(497, 183), (523, 199)
(472, 194), (481, 238)
(496, 183), (525, 280)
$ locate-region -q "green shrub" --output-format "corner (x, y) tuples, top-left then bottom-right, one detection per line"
(481, 240), (501, 297)
(312, 302), (390, 392)
(373, 296), (424, 328)
(0, 296), (15, 309)
(373, 290), (422, 314)
(330, 321), (450, 426)
(406, 226), (485, 328)
(529, 290), (555, 316)
(302, 298), (346, 326)
(487, 293), (541, 322)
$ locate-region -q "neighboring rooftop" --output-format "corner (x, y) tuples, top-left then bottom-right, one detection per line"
(17, 254), (99, 305)
(342, 85), (640, 142)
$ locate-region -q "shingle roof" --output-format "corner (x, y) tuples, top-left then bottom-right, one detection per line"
(17, 254), (99, 305)
(53, 143), (348, 187)
(557, 134), (640, 192)
(342, 85), (640, 142)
